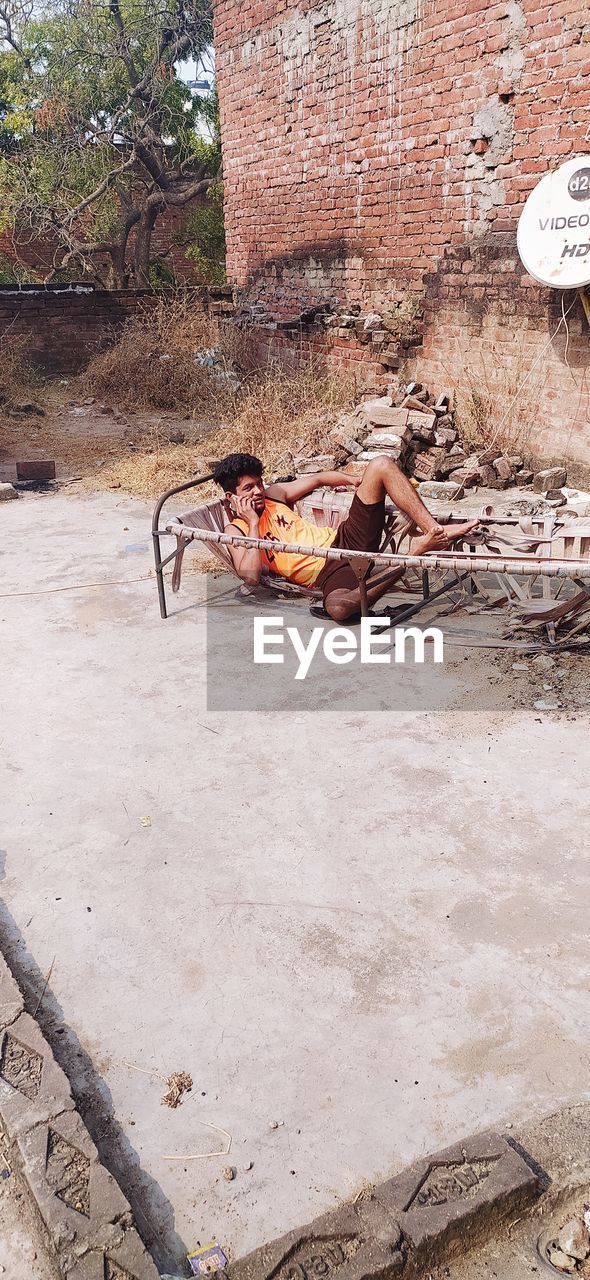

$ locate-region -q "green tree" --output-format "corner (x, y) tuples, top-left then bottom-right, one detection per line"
(181, 178), (226, 285)
(0, 0), (221, 287)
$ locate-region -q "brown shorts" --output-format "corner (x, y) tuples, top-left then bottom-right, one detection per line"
(315, 492), (386, 599)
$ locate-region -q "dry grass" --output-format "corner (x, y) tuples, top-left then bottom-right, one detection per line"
(82, 296), (252, 413)
(454, 340), (543, 458)
(0, 336), (41, 403)
(89, 311), (356, 498)
(0, 297), (356, 503)
(97, 363), (354, 499)
(83, 293), (356, 496)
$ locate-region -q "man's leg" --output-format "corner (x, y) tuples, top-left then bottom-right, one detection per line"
(356, 455), (476, 543)
(323, 456), (478, 622)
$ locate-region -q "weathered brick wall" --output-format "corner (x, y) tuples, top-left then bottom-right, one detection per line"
(0, 192), (208, 285)
(213, 0), (590, 468)
(0, 287), (206, 373)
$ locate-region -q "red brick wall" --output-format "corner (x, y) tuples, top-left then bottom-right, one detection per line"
(0, 288), (206, 373)
(213, 0), (590, 469)
(0, 194), (208, 285)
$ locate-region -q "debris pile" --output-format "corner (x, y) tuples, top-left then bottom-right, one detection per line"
(323, 381), (545, 500)
(237, 299), (423, 370)
(161, 1071), (193, 1109)
(543, 1210), (590, 1274)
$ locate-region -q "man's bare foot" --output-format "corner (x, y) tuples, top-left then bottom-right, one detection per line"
(410, 520), (479, 555)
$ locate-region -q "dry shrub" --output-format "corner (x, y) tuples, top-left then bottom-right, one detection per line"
(90, 298), (357, 497)
(99, 359), (356, 499)
(0, 335), (40, 401)
(204, 359), (355, 475)
(454, 341), (542, 458)
(82, 295), (255, 413)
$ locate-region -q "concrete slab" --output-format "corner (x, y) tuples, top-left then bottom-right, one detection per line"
(0, 1012), (74, 1139)
(0, 489), (589, 1274)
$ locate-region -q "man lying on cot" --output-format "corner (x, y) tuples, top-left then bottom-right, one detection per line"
(213, 452), (478, 623)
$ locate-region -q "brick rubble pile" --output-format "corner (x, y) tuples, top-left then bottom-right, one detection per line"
(295, 380), (568, 502)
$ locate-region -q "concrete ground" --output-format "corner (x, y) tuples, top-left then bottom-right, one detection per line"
(1, 488), (590, 1275)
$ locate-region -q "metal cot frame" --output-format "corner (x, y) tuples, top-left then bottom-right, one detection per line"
(152, 475), (590, 634)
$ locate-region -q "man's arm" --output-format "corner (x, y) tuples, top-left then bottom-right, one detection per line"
(225, 495), (263, 586)
(266, 471), (360, 506)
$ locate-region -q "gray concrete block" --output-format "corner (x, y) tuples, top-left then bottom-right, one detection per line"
(228, 1134), (540, 1280)
(104, 1225), (161, 1279)
(374, 1132), (540, 1266)
(66, 1228), (160, 1280)
(0, 1013), (74, 1139)
(228, 1200), (406, 1280)
(418, 480), (465, 501)
(533, 467), (567, 493)
(14, 1109), (132, 1263)
(0, 954), (24, 1028)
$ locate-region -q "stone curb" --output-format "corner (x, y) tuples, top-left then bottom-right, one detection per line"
(227, 1131), (544, 1280)
(0, 950), (158, 1280)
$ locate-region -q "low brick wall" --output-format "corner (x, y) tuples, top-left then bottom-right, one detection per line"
(0, 286), (207, 373)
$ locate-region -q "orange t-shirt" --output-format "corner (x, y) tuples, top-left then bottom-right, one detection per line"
(232, 499), (337, 587)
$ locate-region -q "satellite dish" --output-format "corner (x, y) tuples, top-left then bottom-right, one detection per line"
(517, 156), (590, 289)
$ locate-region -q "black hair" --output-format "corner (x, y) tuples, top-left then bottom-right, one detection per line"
(212, 452), (264, 494)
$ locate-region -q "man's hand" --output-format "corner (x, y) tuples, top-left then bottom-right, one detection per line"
(231, 493), (260, 532)
(336, 473), (362, 489)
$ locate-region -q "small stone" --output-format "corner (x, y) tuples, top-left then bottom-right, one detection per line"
(418, 480), (465, 501)
(533, 699), (560, 711)
(169, 430), (186, 445)
(363, 313), (384, 332)
(362, 401), (409, 429)
(438, 453), (468, 477)
(363, 433), (407, 458)
(358, 450), (393, 462)
(531, 654), (555, 672)
(557, 1218), (590, 1262)
(293, 455), (336, 474)
(512, 663), (528, 671)
(494, 456), (514, 483)
(434, 427), (458, 447)
(16, 459), (56, 482)
(270, 1121), (279, 1130)
(341, 460), (369, 479)
(0, 483), (18, 502)
(546, 1242), (578, 1273)
(533, 467), (567, 493)
(329, 428), (363, 456)
(223, 1166), (235, 1181)
(7, 401), (45, 417)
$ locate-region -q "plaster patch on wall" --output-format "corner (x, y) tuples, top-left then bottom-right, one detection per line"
(498, 0), (526, 82)
(470, 101), (514, 165)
